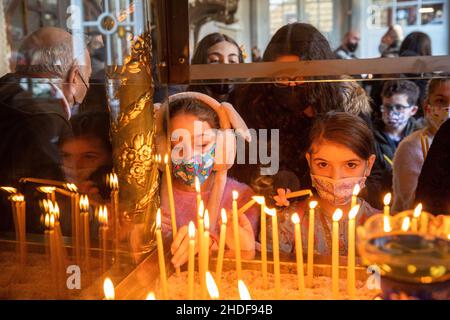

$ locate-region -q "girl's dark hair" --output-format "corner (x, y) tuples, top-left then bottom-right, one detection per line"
(164, 98), (220, 134)
(308, 111), (375, 160)
(61, 111), (112, 153)
(191, 33), (244, 64)
(263, 23), (335, 61)
(400, 32), (432, 57)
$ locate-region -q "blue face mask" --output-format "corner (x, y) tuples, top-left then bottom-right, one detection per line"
(172, 144), (216, 187)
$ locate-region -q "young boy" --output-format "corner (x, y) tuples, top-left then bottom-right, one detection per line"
(372, 80), (421, 202)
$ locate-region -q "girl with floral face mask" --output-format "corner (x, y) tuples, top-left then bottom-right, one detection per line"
(268, 112), (380, 256)
(156, 94), (258, 268)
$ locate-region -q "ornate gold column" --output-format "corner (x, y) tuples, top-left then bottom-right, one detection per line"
(105, 1), (159, 259)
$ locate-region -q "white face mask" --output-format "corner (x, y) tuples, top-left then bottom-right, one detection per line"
(426, 105), (450, 133)
(311, 175), (367, 206)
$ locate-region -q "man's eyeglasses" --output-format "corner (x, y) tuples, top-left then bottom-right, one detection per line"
(380, 104), (413, 113)
(274, 76), (305, 88)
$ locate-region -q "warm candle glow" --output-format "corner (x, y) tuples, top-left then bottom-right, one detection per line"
(1, 186), (17, 194)
(204, 210), (210, 231)
(232, 190), (239, 201)
(64, 183), (78, 193)
(195, 177), (201, 194)
(107, 173), (119, 190)
(53, 202), (60, 220)
(44, 213), (50, 229)
(156, 208), (161, 229)
(413, 203), (423, 218)
(265, 208), (276, 217)
(164, 154), (169, 165)
(309, 200), (318, 209)
(188, 221), (196, 239)
(103, 278), (115, 300)
(383, 193), (392, 206)
(401, 217), (411, 232)
(49, 212), (55, 228)
(332, 209), (343, 222)
(79, 195), (89, 212)
(252, 196), (265, 205)
(146, 292), (156, 300)
(238, 280), (252, 300)
(221, 208), (227, 224)
(352, 184), (361, 196)
(98, 206), (108, 225)
(205, 271), (219, 299)
(348, 205), (360, 220)
(291, 213), (300, 224)
(37, 186), (56, 194)
(11, 194), (24, 202)
(383, 215), (392, 233)
(198, 200), (204, 218)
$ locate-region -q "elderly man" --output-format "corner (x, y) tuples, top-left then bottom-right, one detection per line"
(0, 27), (92, 233)
(334, 30), (361, 60)
(0, 27), (92, 185)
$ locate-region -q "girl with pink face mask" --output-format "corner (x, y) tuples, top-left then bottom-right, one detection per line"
(268, 112), (380, 256)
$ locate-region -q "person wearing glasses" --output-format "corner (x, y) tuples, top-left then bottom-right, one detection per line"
(372, 80), (421, 204)
(0, 27), (92, 233)
(393, 76), (450, 212)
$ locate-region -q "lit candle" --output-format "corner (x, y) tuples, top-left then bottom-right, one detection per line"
(383, 193), (392, 217)
(103, 277), (115, 300)
(206, 271), (219, 300)
(195, 177), (201, 213)
(216, 209), (227, 290)
(351, 185), (360, 208)
(46, 213), (58, 295)
(411, 203), (422, 232)
(401, 217), (411, 232)
(238, 280), (251, 300)
(267, 208), (280, 299)
(347, 205), (360, 300)
(253, 196), (268, 288)
(202, 210), (210, 300)
(163, 156), (179, 276)
(146, 292), (156, 300)
(156, 209), (169, 299)
(197, 201), (205, 298)
(80, 195), (90, 274)
(332, 209), (343, 300)
(307, 200), (318, 287)
(187, 221), (196, 300)
(107, 173), (120, 265)
(98, 205), (108, 272)
(383, 215), (392, 233)
(64, 183), (81, 265)
(232, 191), (242, 280)
(420, 212), (428, 234)
(291, 213), (305, 296)
(11, 194), (26, 268)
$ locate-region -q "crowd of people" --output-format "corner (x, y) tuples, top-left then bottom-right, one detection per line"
(0, 23), (448, 265)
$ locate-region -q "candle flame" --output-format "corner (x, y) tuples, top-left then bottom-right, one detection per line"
(232, 190), (239, 200)
(44, 213), (50, 228)
(195, 177), (201, 193)
(156, 208), (161, 229)
(204, 210), (210, 230)
(206, 271), (219, 299)
(37, 186), (56, 194)
(49, 213), (55, 229)
(11, 194), (24, 202)
(265, 208), (277, 217)
(188, 221), (196, 239)
(309, 200), (318, 209)
(98, 206), (108, 225)
(402, 217), (411, 232)
(79, 195), (89, 211)
(383, 193), (392, 206)
(383, 216), (392, 233)
(413, 203), (423, 218)
(53, 202), (60, 220)
(103, 278), (115, 300)
(348, 205), (361, 220)
(64, 183), (78, 193)
(332, 209), (343, 222)
(107, 173), (119, 190)
(164, 154), (169, 165)
(198, 200), (204, 218)
(291, 213), (300, 224)
(221, 208), (227, 224)
(146, 292), (156, 300)
(352, 184), (361, 196)
(238, 280), (252, 300)
(252, 196), (265, 205)
(1, 186), (17, 194)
